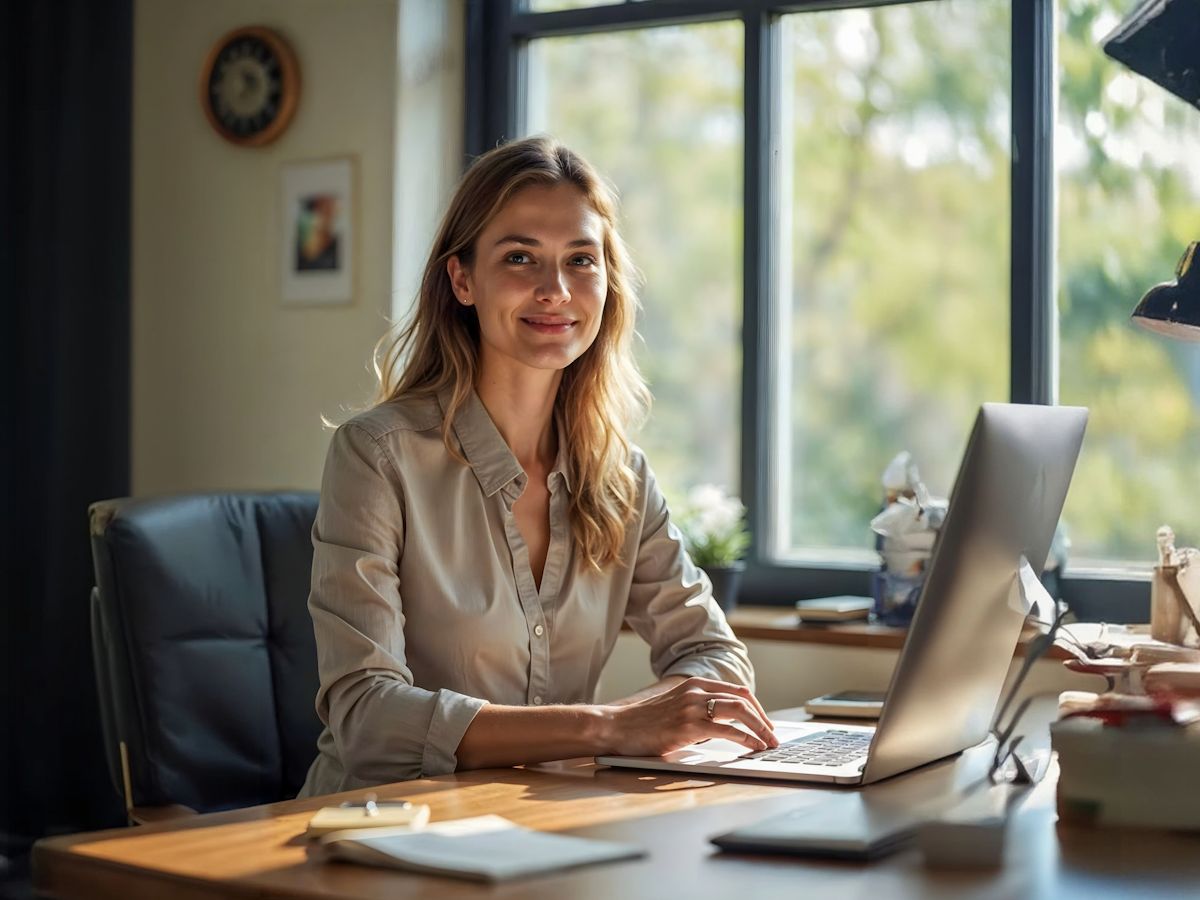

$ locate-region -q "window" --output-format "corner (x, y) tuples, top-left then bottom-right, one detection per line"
(775, 1), (1011, 561)
(525, 23), (744, 500)
(469, 0), (1188, 615)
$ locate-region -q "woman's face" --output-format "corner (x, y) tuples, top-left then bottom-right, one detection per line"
(448, 182), (608, 380)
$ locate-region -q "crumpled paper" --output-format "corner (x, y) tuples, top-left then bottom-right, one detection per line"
(871, 452), (947, 576)
(870, 452), (947, 623)
(1010, 553), (1056, 627)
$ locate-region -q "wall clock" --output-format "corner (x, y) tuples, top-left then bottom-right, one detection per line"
(200, 26), (300, 147)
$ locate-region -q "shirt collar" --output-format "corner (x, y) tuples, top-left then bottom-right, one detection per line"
(548, 413), (573, 494)
(440, 387), (573, 497)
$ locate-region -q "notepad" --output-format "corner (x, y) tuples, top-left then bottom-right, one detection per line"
(306, 802), (431, 837)
(314, 814), (644, 882)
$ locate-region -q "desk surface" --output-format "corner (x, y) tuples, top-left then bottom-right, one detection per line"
(34, 726), (1200, 900)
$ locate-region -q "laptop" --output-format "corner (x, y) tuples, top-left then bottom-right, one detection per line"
(596, 402), (1088, 786)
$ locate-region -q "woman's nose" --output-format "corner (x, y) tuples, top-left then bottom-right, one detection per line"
(537, 266), (570, 304)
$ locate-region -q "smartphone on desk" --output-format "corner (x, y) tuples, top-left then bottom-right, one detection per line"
(804, 690), (886, 719)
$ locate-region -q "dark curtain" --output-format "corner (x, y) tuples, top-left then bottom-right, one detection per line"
(0, 0), (132, 850)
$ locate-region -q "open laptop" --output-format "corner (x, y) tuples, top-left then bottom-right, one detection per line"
(596, 402), (1088, 786)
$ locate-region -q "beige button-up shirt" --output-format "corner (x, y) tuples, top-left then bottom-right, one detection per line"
(298, 388), (753, 798)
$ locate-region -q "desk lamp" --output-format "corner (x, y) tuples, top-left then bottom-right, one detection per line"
(1105, 0), (1200, 648)
(1101, 0), (1200, 339)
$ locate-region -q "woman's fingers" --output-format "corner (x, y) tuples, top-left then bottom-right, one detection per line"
(705, 695), (778, 748)
(680, 677), (774, 727)
(678, 679), (776, 745)
(707, 722), (769, 752)
(608, 677), (782, 757)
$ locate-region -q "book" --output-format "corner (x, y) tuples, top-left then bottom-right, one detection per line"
(804, 690), (886, 719)
(795, 596), (874, 622)
(313, 814), (644, 882)
(1052, 715), (1200, 829)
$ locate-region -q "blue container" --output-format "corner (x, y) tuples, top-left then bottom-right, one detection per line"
(872, 568), (924, 627)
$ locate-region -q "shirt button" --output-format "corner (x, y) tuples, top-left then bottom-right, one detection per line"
(534, 624), (545, 637)
(533, 696), (543, 705)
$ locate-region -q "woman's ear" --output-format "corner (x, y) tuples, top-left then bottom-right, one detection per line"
(447, 255), (474, 306)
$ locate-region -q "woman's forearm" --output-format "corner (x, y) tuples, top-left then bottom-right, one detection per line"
(455, 677), (688, 770)
(454, 703), (617, 771)
(454, 676), (778, 771)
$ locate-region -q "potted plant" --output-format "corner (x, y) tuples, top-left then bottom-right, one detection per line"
(678, 484), (750, 614)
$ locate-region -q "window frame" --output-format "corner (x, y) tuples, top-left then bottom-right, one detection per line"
(464, 0), (1151, 622)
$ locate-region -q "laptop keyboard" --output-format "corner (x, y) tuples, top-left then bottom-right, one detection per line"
(748, 729), (872, 767)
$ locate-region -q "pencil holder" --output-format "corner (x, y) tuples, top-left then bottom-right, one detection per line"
(1150, 564), (1200, 648)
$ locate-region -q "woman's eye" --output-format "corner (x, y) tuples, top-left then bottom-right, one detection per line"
(505, 252), (530, 265)
(570, 254), (597, 267)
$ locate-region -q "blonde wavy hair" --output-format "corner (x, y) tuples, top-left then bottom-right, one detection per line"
(372, 136), (650, 570)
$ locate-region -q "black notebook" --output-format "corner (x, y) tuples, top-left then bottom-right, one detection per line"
(712, 795), (922, 861)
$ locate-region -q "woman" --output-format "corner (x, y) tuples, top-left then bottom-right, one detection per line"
(300, 137), (778, 797)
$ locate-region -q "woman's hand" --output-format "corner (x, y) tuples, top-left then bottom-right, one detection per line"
(598, 677), (780, 756)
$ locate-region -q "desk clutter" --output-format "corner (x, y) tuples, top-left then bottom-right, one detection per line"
(1051, 571), (1200, 831)
(869, 451), (947, 626)
(306, 803), (643, 882)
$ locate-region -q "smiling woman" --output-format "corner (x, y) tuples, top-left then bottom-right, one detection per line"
(298, 137), (776, 799)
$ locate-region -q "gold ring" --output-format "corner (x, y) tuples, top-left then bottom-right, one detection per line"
(706, 698), (717, 720)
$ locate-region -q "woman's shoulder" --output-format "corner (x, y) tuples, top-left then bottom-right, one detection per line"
(338, 393), (443, 444)
(627, 442), (650, 474)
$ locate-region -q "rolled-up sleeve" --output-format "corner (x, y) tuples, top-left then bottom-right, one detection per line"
(309, 423), (487, 786)
(623, 455), (755, 690)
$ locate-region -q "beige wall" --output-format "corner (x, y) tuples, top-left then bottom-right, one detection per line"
(132, 0), (462, 495)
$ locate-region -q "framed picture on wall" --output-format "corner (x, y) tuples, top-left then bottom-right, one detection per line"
(280, 157), (355, 305)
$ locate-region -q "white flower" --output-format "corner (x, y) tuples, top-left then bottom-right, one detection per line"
(687, 483), (727, 513)
(682, 484), (746, 540)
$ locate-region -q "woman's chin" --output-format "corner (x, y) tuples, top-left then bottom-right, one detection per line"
(516, 342), (589, 371)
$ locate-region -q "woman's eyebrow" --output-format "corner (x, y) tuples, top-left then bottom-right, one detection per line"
(494, 234), (600, 249)
(494, 234), (538, 247)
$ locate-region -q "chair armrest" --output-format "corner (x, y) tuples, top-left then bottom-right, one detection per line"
(129, 804), (199, 825)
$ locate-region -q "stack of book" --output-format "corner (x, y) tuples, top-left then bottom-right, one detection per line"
(1053, 689), (1200, 830)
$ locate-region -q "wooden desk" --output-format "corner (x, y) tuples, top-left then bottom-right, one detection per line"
(34, 736), (1200, 899)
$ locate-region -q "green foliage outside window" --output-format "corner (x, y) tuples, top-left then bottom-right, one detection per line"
(525, 0), (1200, 568)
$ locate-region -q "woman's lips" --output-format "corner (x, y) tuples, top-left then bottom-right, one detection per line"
(521, 318), (577, 334)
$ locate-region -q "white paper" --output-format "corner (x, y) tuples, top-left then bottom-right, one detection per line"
(1009, 554), (1056, 626)
(322, 814), (643, 883)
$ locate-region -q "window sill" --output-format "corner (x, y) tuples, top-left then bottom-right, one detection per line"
(723, 605), (1075, 660)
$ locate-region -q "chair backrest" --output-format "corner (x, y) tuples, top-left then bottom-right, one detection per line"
(88, 491), (321, 814)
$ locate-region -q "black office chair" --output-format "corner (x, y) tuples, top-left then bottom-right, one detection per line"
(88, 492), (322, 822)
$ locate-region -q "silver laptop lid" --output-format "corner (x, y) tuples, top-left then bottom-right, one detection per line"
(861, 403), (1087, 784)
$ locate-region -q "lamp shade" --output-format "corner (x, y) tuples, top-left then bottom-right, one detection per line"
(1103, 0), (1200, 110)
(1131, 243), (1200, 341)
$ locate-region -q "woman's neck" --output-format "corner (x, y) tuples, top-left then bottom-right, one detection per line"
(474, 366), (561, 472)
